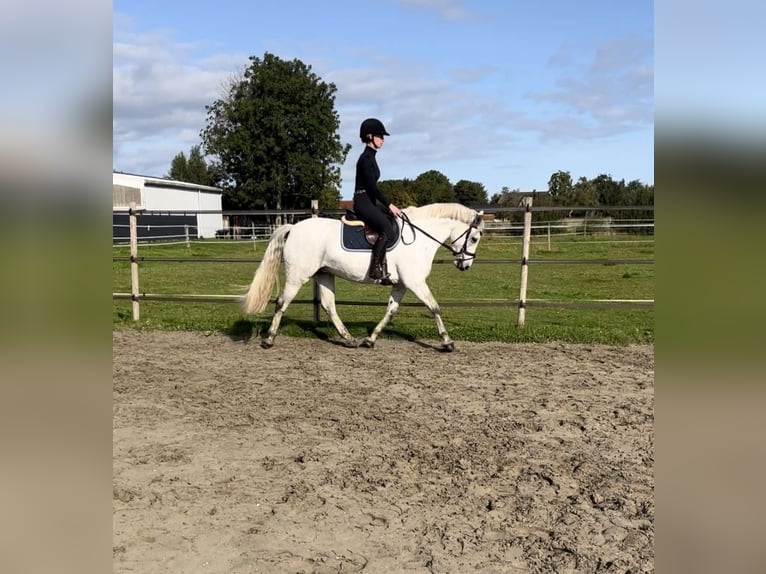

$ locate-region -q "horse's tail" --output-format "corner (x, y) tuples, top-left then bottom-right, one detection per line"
(242, 224), (293, 314)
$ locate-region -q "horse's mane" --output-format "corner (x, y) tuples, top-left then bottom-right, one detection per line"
(402, 203), (478, 224)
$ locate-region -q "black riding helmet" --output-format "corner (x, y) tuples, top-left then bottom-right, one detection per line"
(359, 118), (390, 142)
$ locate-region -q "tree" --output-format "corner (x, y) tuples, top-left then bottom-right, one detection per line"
(453, 179), (488, 206)
(630, 181), (654, 207)
(167, 152), (188, 181)
(411, 170), (454, 205)
(200, 52), (350, 211)
(529, 189), (559, 223)
(167, 144), (220, 186)
(494, 186), (520, 205)
(379, 179), (417, 208)
(619, 179), (654, 226)
(570, 176), (599, 215)
(591, 173), (621, 208)
(547, 170), (573, 203)
(186, 145), (215, 185)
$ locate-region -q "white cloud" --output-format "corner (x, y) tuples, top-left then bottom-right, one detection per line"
(113, 27), (247, 174)
(328, 63), (509, 156)
(391, 0), (477, 22)
(530, 38), (653, 136)
(450, 65), (498, 84)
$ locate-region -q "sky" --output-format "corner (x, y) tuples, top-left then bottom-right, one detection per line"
(113, 0), (654, 200)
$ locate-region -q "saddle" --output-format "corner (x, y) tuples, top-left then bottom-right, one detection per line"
(340, 210), (400, 252)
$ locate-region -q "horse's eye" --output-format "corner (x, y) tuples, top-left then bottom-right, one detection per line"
(471, 237), (478, 243)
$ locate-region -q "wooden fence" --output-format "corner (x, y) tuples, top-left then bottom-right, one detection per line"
(113, 200), (654, 326)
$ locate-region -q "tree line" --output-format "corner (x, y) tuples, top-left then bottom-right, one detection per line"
(166, 52), (653, 220)
(491, 172), (654, 223)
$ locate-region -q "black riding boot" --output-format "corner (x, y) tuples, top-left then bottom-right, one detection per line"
(368, 235), (391, 284)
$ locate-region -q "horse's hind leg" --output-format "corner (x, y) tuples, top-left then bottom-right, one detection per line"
(315, 273), (356, 346)
(403, 281), (455, 352)
(361, 284), (407, 348)
(262, 276), (306, 349)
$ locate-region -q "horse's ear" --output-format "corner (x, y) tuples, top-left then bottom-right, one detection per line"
(475, 210), (484, 223)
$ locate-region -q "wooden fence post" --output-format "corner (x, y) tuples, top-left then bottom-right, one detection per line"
(184, 224), (190, 248)
(311, 199), (321, 323)
(517, 197), (533, 327)
(129, 203), (140, 321)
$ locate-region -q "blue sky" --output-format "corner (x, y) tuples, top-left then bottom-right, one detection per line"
(113, 0), (653, 199)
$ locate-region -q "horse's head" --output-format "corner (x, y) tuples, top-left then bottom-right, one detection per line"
(451, 210), (484, 271)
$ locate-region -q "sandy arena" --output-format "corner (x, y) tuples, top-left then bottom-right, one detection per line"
(113, 330), (653, 573)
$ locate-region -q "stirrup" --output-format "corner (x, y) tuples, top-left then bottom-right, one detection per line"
(368, 266), (384, 280)
(371, 267), (393, 285)
(368, 262), (390, 282)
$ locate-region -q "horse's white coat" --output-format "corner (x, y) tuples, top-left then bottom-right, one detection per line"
(243, 203), (485, 350)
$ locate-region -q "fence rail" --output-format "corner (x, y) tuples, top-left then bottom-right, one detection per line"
(113, 200), (654, 324)
(113, 293), (653, 310)
(113, 256), (654, 266)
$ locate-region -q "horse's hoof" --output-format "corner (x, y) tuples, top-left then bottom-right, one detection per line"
(360, 337), (375, 348)
(441, 342), (455, 352)
(261, 339), (274, 349)
(342, 338), (359, 348)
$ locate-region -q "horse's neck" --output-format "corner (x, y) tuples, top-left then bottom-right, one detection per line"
(414, 218), (455, 252)
(431, 219), (456, 241)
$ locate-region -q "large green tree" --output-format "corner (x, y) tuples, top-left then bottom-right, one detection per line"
(411, 170), (455, 205)
(200, 53), (350, 210)
(453, 179), (488, 206)
(547, 170), (574, 202)
(591, 173), (622, 207)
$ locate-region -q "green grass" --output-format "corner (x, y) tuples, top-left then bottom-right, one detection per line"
(113, 234), (654, 345)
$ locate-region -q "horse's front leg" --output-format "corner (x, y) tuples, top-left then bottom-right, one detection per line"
(404, 281), (455, 352)
(361, 284), (407, 348)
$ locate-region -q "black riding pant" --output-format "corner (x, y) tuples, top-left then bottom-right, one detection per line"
(353, 192), (396, 241)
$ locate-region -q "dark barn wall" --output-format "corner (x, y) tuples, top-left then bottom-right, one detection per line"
(113, 213), (199, 243)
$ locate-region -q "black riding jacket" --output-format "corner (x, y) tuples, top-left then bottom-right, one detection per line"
(354, 146), (390, 207)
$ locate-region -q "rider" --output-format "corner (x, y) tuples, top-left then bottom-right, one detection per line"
(353, 118), (403, 284)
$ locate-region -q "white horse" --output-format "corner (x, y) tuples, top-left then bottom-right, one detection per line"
(242, 202), (485, 351)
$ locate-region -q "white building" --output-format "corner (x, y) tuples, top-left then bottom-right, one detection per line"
(113, 171), (223, 238)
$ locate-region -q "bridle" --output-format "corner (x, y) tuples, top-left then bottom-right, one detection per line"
(399, 212), (482, 263)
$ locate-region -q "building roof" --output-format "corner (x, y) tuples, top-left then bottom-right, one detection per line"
(113, 170), (223, 194)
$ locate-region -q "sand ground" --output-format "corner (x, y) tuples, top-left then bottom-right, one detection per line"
(113, 330), (653, 573)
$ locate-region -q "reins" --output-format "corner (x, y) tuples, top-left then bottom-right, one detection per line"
(398, 212), (478, 260)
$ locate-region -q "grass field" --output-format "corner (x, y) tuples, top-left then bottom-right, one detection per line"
(113, 233), (654, 345)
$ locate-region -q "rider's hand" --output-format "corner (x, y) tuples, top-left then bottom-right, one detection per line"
(388, 204), (402, 218)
